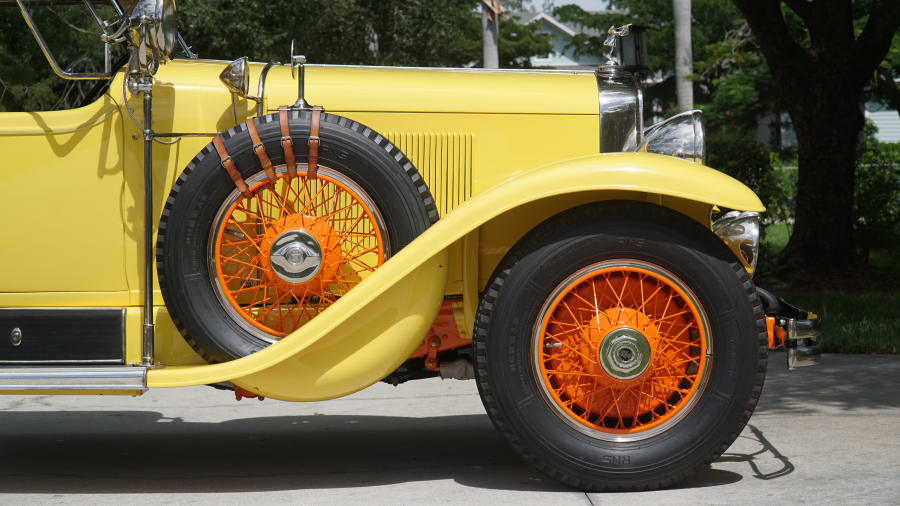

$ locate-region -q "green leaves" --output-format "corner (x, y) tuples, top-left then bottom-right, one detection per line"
(175, 0), (544, 68)
(0, 4), (113, 111)
(2, 1), (551, 111)
(497, 16), (551, 68)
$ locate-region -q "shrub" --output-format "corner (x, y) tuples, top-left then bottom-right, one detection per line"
(855, 126), (900, 262)
(706, 129), (782, 244)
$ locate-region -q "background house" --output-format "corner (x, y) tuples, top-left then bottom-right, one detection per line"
(515, 11), (603, 69)
(866, 99), (900, 143)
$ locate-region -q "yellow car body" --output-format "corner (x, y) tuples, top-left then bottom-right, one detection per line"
(0, 59), (763, 399)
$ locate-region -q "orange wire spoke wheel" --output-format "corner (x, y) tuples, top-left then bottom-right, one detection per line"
(532, 260), (711, 441)
(209, 166), (388, 342)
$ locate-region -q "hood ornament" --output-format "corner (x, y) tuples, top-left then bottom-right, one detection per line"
(603, 24), (632, 66)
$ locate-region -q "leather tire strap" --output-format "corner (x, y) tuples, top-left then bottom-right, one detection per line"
(245, 118), (276, 184)
(212, 134), (251, 198)
(308, 106), (323, 180)
(278, 107), (297, 179)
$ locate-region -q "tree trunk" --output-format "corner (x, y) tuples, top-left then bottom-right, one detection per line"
(731, 0), (900, 271)
(778, 75), (863, 267)
(672, 0), (693, 111)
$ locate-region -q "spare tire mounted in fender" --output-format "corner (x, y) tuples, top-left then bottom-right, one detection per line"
(157, 110), (438, 362)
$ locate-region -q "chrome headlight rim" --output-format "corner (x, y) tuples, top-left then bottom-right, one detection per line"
(712, 210), (760, 276)
(638, 109), (706, 165)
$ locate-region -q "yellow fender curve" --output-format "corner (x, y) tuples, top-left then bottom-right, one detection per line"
(147, 153), (764, 400)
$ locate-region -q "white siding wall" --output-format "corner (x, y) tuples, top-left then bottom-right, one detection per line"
(527, 17), (602, 69)
(866, 110), (900, 143)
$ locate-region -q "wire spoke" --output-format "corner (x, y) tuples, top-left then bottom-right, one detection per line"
(537, 264), (708, 435)
(213, 171), (386, 338)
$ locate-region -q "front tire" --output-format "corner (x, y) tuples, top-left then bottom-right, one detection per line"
(474, 201), (766, 491)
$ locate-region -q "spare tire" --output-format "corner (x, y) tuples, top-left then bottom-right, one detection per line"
(157, 110), (438, 362)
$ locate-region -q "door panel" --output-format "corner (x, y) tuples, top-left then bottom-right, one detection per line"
(0, 94), (128, 294)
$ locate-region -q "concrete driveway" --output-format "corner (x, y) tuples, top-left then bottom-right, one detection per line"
(0, 353), (897, 505)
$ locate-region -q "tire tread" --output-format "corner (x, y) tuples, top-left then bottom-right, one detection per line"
(473, 202), (767, 492)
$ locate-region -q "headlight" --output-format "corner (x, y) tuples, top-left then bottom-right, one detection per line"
(637, 109), (705, 164)
(712, 211), (760, 275)
(122, 0), (177, 73)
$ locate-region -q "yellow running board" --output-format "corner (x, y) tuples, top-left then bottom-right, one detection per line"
(147, 153), (764, 401)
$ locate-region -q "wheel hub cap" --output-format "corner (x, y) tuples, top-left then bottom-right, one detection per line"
(599, 328), (652, 380)
(269, 229), (322, 283)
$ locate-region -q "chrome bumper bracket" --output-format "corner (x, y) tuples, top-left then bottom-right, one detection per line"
(757, 287), (822, 370)
(781, 316), (822, 370)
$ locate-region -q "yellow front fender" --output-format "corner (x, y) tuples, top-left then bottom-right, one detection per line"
(147, 153), (763, 400)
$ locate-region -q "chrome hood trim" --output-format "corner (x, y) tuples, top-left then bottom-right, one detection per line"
(596, 66), (642, 152)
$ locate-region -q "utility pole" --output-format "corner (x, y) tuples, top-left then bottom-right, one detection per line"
(482, 0), (501, 69)
(673, 0), (693, 110)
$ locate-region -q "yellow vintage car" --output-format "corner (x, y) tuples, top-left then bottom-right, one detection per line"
(0, 0), (820, 491)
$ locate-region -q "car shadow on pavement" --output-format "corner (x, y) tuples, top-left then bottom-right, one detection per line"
(0, 411), (565, 493)
(714, 425), (794, 480)
(0, 410), (791, 494)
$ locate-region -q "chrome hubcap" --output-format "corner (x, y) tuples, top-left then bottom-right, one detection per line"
(269, 229), (322, 283)
(599, 328), (652, 380)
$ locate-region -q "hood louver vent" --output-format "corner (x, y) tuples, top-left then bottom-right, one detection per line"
(386, 132), (473, 216)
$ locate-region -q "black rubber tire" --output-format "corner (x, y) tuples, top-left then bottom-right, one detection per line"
(157, 111), (438, 362)
(474, 201), (767, 491)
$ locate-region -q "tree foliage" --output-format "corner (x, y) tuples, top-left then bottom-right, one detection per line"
(1, 1), (550, 112)
(0, 4), (120, 111)
(855, 122), (900, 262)
(497, 15), (552, 68)
(177, 0), (483, 66)
(557, 0), (900, 270)
(554, 1), (781, 217)
(731, 0), (900, 268)
(555, 1), (764, 117)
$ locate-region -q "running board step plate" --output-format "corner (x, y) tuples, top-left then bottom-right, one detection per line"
(0, 366), (147, 391)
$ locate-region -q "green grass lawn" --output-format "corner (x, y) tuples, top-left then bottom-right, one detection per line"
(776, 291), (900, 354)
(758, 222), (900, 354)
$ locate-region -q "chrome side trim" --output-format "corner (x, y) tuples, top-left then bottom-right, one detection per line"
(0, 307), (120, 312)
(0, 359), (123, 365)
(596, 66), (641, 152)
(0, 366), (147, 390)
(167, 58), (597, 75)
(304, 63), (596, 74)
